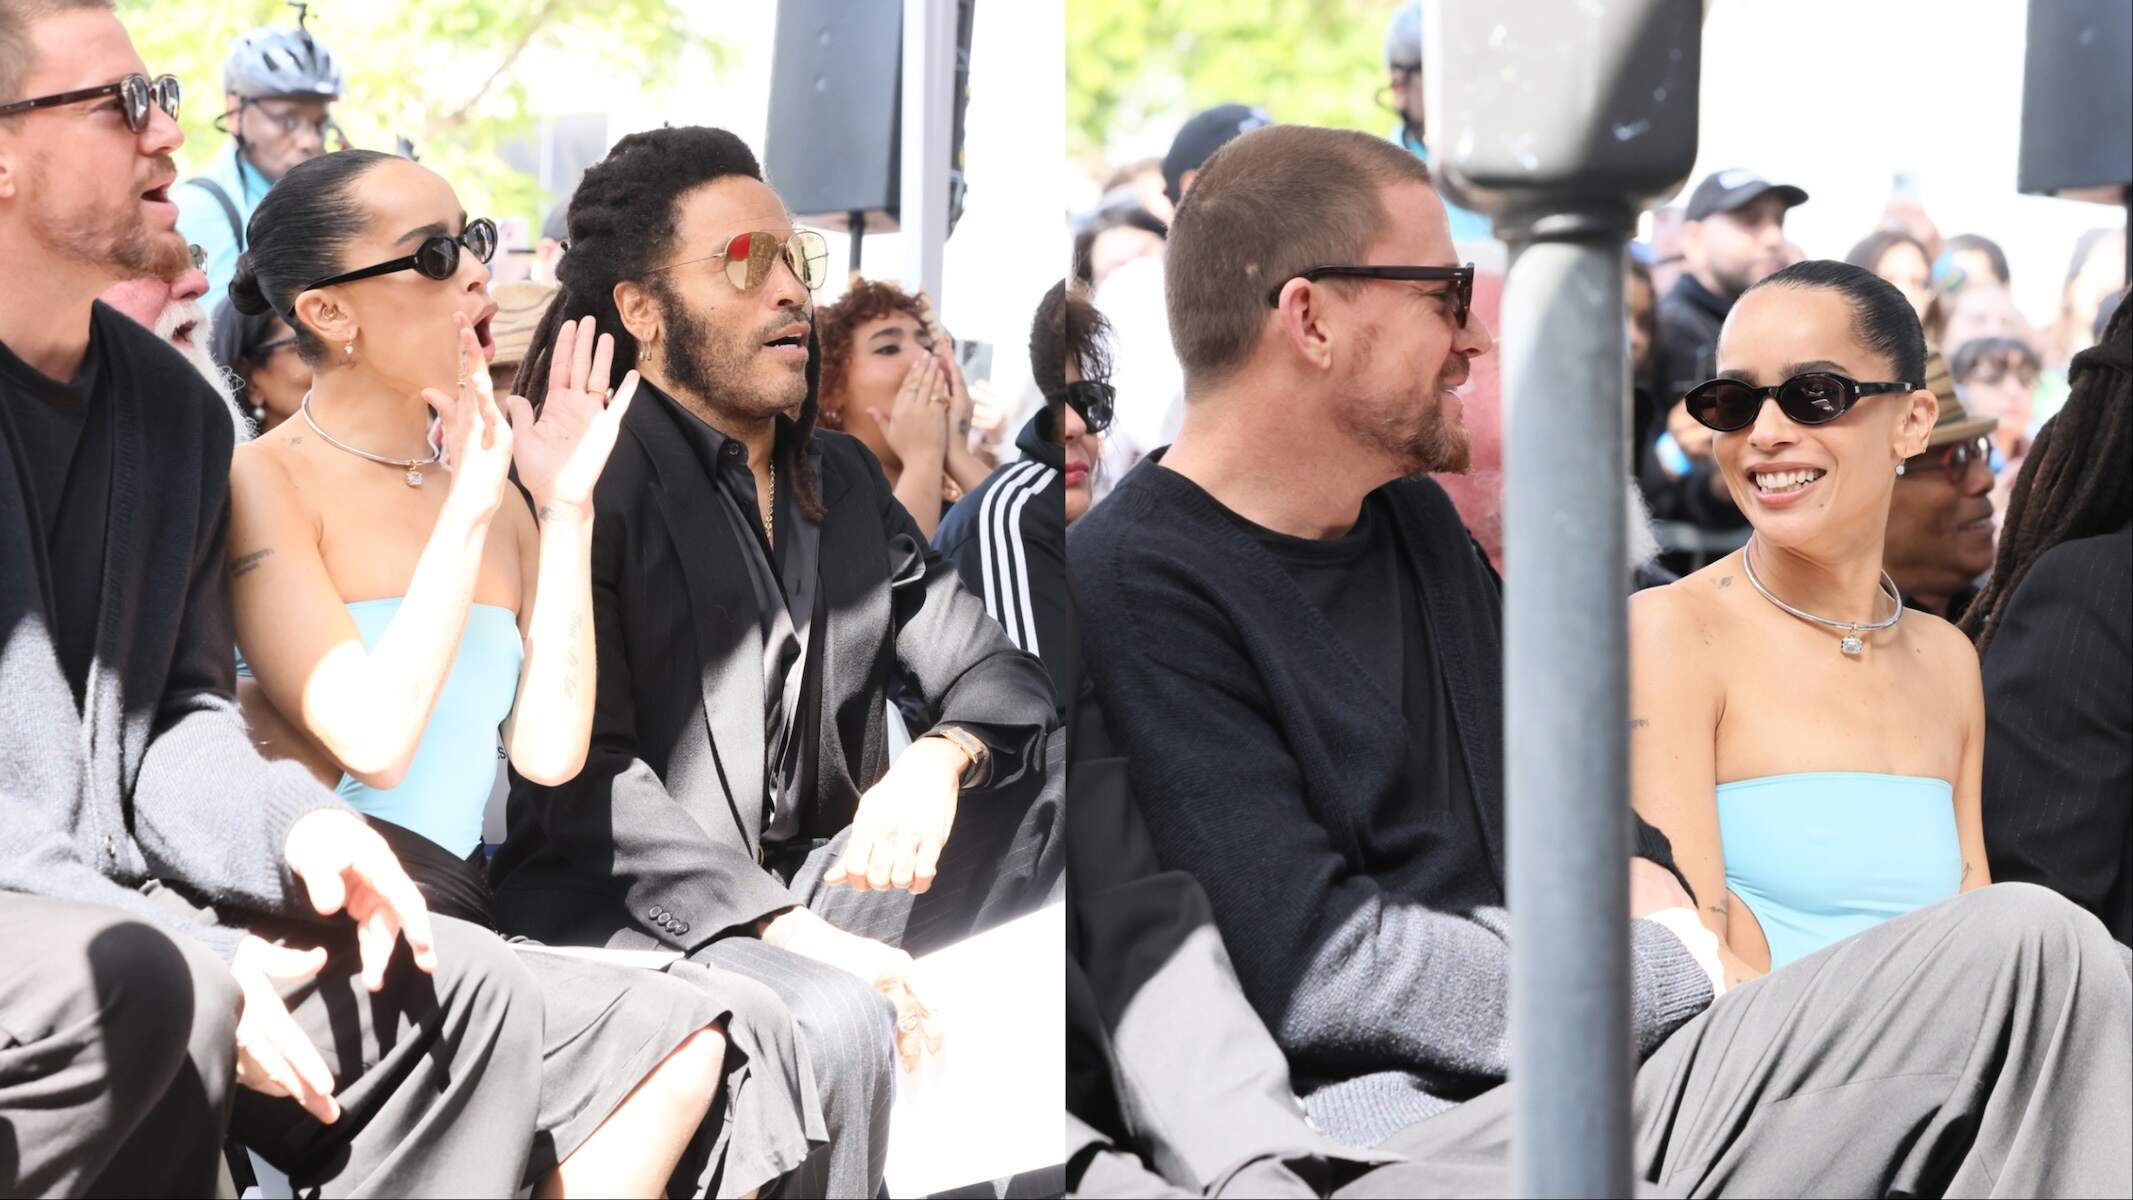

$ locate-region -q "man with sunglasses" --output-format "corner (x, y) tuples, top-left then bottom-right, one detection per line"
(2, 6), (556, 1195)
(1885, 371), (2001, 620)
(176, 13), (344, 316)
(492, 125), (1056, 1199)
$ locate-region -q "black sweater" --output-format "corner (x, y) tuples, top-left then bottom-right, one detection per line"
(1071, 458), (1712, 1145)
(1, 304), (346, 958)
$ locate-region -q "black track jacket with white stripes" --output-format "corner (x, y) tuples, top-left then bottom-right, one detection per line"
(935, 410), (1067, 717)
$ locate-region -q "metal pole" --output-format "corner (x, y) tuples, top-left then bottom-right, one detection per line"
(848, 209), (867, 282)
(1502, 223), (1634, 1197)
(899, 0), (954, 303)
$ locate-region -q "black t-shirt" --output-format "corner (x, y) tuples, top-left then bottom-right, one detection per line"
(0, 306), (118, 711)
(1230, 493), (1487, 901)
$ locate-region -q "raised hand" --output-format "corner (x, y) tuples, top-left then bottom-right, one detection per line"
(419, 312), (515, 513)
(508, 314), (639, 519)
(868, 351), (950, 467)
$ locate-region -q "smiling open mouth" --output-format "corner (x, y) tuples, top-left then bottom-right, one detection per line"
(1751, 467), (1825, 495)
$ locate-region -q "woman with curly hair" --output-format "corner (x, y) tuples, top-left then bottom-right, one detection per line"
(816, 279), (993, 536)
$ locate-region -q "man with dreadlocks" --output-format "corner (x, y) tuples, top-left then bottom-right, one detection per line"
(1969, 300), (2132, 944)
(487, 125), (1057, 1197)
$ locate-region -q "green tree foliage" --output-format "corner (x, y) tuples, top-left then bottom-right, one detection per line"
(1068, 0), (1397, 162)
(119, 0), (721, 223)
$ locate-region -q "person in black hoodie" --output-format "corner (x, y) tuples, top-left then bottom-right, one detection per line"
(935, 281), (1088, 716)
(1641, 169), (1806, 550)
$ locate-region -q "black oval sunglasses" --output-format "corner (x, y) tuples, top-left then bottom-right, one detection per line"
(290, 218), (498, 319)
(1685, 372), (1916, 433)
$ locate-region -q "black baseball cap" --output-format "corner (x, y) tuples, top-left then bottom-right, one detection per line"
(1685, 168), (1809, 221)
(1163, 104), (1274, 204)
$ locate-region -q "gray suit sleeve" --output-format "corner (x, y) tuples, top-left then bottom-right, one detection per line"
(868, 451), (1055, 786)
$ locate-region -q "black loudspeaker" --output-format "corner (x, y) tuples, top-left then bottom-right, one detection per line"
(764, 0), (975, 236)
(2018, 0), (2131, 202)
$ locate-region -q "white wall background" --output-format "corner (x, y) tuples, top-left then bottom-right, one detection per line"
(1689, 0), (2122, 327)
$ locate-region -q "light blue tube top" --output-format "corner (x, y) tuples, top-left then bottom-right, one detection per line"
(237, 599), (522, 856)
(1716, 772), (1960, 971)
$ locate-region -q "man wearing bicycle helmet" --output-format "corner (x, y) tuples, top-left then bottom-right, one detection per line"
(175, 5), (342, 313)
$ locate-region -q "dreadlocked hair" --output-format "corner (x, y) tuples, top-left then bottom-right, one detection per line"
(1961, 298), (2133, 655)
(516, 125), (823, 521)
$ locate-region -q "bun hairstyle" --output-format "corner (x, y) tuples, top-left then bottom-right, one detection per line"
(519, 125), (823, 520)
(1744, 259), (1928, 386)
(228, 148), (398, 365)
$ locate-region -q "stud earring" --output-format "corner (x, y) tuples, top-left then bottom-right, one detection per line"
(345, 339), (354, 358)
(1895, 462), (1906, 476)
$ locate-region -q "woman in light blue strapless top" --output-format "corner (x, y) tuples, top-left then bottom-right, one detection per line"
(217, 153), (820, 1198)
(1628, 264), (1993, 991)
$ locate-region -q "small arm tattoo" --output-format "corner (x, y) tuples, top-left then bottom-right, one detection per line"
(538, 504), (559, 522)
(1629, 718), (1650, 730)
(1961, 862), (1972, 885)
(1717, 575), (1733, 588)
(230, 548), (273, 577)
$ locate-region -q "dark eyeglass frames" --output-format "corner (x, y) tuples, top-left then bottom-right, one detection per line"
(1684, 372), (1917, 433)
(0, 73), (181, 134)
(651, 229), (830, 294)
(1265, 263), (1474, 329)
(292, 218), (498, 317)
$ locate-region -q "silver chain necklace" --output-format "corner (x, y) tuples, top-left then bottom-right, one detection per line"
(1741, 536), (1902, 656)
(300, 391), (443, 487)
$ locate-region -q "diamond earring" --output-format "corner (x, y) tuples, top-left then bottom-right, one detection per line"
(1895, 462), (1906, 476)
(345, 339), (354, 358)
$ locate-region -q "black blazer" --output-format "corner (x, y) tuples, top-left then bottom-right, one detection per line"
(1982, 525), (2133, 944)
(491, 391), (1054, 952)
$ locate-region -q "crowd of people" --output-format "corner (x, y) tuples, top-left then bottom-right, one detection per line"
(5, 0), (2130, 1194)
(1062, 3), (2131, 1196)
(2, 2), (1067, 1195)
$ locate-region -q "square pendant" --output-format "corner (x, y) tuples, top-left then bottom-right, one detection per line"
(405, 469), (424, 487)
(1840, 633), (1864, 655)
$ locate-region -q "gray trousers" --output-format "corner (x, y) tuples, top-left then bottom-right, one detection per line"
(1342, 883), (2133, 1198)
(0, 893), (240, 1197)
(227, 912), (548, 1198)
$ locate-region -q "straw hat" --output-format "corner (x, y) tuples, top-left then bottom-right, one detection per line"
(489, 279), (559, 373)
(1920, 346), (1998, 447)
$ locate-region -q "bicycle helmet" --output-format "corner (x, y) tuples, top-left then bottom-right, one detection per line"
(222, 21), (342, 100)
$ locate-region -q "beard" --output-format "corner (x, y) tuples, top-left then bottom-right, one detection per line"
(29, 152), (188, 281)
(156, 298), (254, 443)
(653, 282), (810, 421)
(1340, 345), (1471, 476)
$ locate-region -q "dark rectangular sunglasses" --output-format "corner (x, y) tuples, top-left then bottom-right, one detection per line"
(1684, 371), (1916, 433)
(292, 218), (498, 317)
(0, 72), (180, 134)
(1265, 263), (1474, 329)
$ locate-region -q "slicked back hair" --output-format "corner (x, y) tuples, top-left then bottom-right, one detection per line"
(1163, 124), (1434, 391)
(0, 0), (115, 104)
